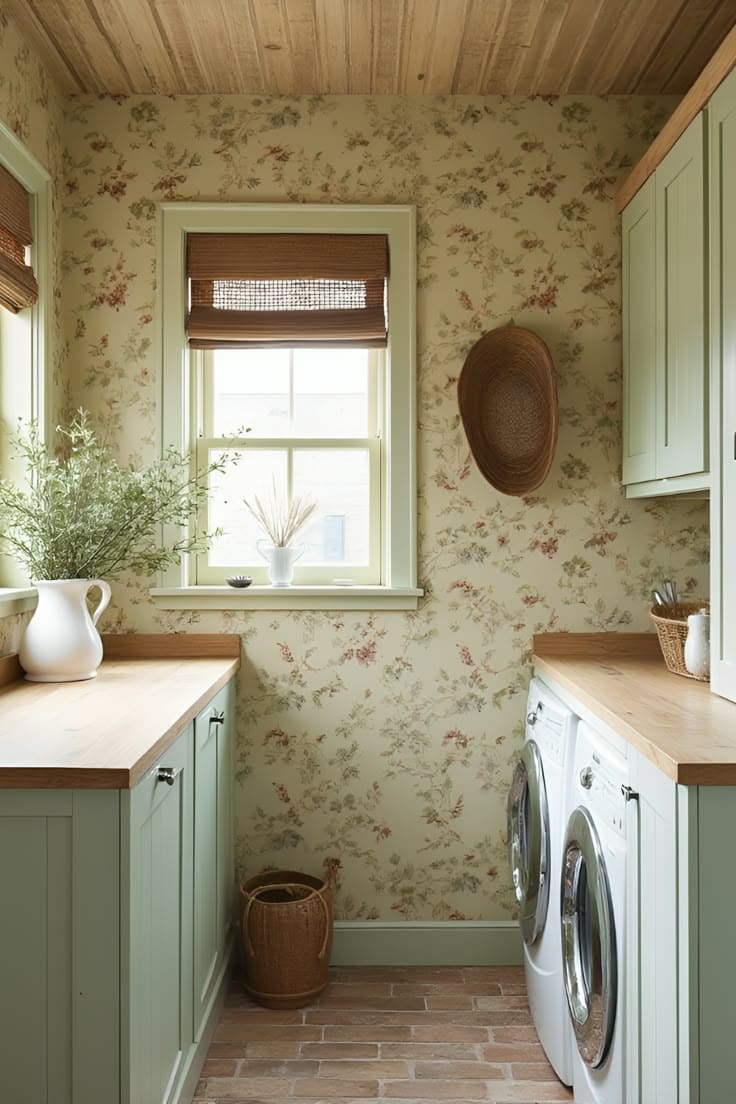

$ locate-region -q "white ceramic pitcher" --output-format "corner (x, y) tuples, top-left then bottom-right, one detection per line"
(19, 579), (112, 682)
(256, 541), (304, 587)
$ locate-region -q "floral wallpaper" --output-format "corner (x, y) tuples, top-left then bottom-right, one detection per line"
(0, 8), (709, 923)
(0, 4), (64, 654)
(55, 91), (708, 921)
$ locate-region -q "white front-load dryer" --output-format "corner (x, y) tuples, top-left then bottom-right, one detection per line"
(507, 677), (576, 1085)
(561, 719), (628, 1104)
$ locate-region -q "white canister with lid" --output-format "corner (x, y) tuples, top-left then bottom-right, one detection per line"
(684, 607), (710, 679)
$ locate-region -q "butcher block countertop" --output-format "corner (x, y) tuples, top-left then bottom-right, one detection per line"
(533, 632), (736, 786)
(0, 634), (239, 789)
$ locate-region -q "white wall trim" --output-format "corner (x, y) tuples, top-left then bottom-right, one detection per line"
(330, 921), (522, 966)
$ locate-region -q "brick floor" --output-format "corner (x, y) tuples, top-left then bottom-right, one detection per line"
(194, 966), (573, 1103)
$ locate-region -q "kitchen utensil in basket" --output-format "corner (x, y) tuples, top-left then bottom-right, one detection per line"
(650, 602), (710, 681)
(240, 869), (333, 1008)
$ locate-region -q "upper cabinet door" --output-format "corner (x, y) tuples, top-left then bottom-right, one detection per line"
(709, 67), (736, 703)
(622, 175), (657, 485)
(655, 114), (708, 480)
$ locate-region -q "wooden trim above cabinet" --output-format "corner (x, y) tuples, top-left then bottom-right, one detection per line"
(615, 23), (736, 214)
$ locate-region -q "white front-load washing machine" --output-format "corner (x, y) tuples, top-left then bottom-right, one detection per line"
(561, 719), (629, 1104)
(507, 677), (576, 1085)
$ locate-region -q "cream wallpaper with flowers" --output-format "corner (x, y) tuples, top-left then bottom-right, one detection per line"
(56, 91), (708, 921)
(0, 4), (710, 921)
(0, 4), (64, 655)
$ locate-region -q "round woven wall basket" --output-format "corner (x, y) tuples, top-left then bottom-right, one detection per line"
(240, 870), (333, 1009)
(458, 325), (558, 496)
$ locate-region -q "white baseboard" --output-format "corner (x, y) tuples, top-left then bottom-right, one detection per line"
(330, 920), (522, 966)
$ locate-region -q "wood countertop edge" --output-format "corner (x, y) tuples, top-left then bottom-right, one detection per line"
(126, 658), (239, 788)
(532, 654), (682, 784)
(533, 637), (736, 786)
(0, 641), (240, 789)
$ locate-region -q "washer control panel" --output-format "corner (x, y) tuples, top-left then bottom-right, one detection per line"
(572, 723), (628, 837)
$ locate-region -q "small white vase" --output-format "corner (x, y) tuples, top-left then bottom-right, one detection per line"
(256, 541), (304, 587)
(19, 579), (112, 682)
(684, 608), (710, 680)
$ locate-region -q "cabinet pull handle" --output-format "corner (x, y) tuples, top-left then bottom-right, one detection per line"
(157, 766), (181, 786)
(210, 710), (225, 725)
(621, 785), (639, 802)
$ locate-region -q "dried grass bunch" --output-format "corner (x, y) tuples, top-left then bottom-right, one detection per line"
(244, 481), (317, 547)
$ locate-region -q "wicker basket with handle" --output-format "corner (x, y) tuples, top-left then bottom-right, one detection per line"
(240, 869), (333, 1009)
(649, 602), (710, 681)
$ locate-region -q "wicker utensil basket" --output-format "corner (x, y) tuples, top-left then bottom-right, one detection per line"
(240, 870), (333, 1009)
(649, 602), (710, 681)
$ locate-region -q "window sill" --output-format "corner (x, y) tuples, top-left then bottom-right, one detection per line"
(149, 585), (424, 611)
(0, 587), (37, 615)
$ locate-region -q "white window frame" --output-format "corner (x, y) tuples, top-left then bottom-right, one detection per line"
(152, 202), (422, 610)
(196, 346), (382, 585)
(0, 118), (51, 613)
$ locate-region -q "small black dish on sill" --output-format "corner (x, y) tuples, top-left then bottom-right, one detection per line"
(225, 575), (253, 588)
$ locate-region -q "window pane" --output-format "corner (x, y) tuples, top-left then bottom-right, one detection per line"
(207, 448), (287, 567)
(293, 348), (369, 436)
(211, 349), (289, 437)
(293, 449), (371, 566)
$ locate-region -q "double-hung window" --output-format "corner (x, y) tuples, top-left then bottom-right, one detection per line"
(156, 203), (420, 609)
(0, 118), (50, 607)
(197, 344), (382, 584)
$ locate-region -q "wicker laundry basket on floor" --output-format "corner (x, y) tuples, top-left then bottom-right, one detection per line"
(240, 870), (333, 1009)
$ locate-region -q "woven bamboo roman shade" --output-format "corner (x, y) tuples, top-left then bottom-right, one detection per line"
(0, 163), (38, 314)
(186, 232), (388, 348)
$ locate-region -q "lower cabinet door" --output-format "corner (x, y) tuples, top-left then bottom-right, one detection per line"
(627, 748), (678, 1103)
(129, 728), (192, 1104)
(193, 683), (233, 1038)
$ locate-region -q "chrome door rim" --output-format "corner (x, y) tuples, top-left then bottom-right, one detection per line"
(561, 805), (617, 1068)
(507, 740), (550, 946)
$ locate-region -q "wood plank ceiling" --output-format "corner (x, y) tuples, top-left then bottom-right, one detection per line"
(6, 0), (736, 97)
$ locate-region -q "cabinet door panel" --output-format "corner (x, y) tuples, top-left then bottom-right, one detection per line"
(193, 699), (220, 1038)
(193, 682), (234, 1038)
(656, 114), (707, 479)
(628, 750), (678, 1103)
(622, 175), (657, 484)
(217, 680), (235, 957)
(710, 67), (736, 702)
(130, 730), (190, 1104)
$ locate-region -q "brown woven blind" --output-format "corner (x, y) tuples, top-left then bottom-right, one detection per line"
(0, 164), (37, 313)
(186, 233), (388, 349)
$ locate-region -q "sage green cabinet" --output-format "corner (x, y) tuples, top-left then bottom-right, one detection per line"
(622, 114), (709, 498)
(622, 176), (657, 485)
(127, 728), (193, 1104)
(709, 65), (736, 704)
(0, 676), (236, 1104)
(193, 680), (234, 1039)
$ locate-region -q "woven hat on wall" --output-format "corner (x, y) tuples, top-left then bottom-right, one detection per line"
(458, 325), (558, 496)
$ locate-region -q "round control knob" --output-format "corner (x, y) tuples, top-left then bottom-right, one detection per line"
(580, 766), (594, 789)
(526, 711), (537, 726)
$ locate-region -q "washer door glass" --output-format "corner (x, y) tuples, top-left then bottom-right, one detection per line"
(561, 805), (617, 1068)
(507, 740), (549, 946)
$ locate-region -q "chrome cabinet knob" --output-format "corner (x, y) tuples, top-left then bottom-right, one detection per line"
(580, 766), (594, 789)
(210, 710), (225, 725)
(157, 766), (180, 786)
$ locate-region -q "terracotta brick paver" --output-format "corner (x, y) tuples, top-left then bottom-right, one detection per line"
(194, 966), (573, 1103)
